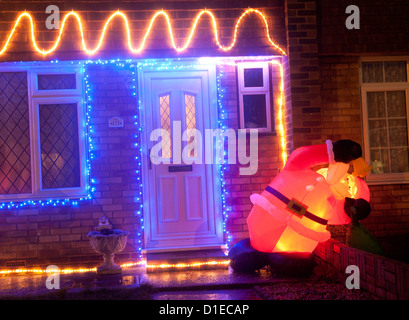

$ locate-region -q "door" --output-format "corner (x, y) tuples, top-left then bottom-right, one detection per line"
(140, 65), (223, 252)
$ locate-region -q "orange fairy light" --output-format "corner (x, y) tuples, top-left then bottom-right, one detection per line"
(270, 60), (287, 165)
(0, 260), (232, 275)
(0, 8), (286, 56)
(145, 260), (230, 270)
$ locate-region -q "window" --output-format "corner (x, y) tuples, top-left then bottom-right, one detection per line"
(159, 93), (172, 160)
(237, 61), (272, 132)
(360, 57), (409, 184)
(184, 92), (198, 158)
(0, 65), (87, 202)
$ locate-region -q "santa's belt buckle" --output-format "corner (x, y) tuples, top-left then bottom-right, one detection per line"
(286, 198), (307, 218)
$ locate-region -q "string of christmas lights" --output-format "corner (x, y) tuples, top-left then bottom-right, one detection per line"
(0, 259), (232, 275)
(0, 9), (286, 56)
(270, 59), (287, 165)
(83, 58), (144, 260)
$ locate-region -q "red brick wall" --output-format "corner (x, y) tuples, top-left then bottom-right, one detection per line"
(318, 0), (409, 55)
(315, 239), (409, 300)
(284, 0), (322, 150)
(320, 55), (362, 143)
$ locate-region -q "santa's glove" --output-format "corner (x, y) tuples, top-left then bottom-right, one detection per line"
(344, 197), (371, 225)
(333, 140), (362, 164)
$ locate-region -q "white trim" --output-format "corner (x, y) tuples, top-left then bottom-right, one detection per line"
(31, 97), (88, 198)
(360, 56), (409, 185)
(237, 61), (272, 132)
(30, 66), (83, 97)
(138, 60), (223, 252)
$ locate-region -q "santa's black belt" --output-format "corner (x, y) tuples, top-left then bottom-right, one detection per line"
(264, 186), (328, 226)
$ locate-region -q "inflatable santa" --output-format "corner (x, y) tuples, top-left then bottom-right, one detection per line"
(229, 140), (373, 273)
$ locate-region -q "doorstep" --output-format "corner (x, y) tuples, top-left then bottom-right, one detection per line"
(144, 248), (229, 273)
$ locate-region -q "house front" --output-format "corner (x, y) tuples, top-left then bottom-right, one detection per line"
(1, 0), (409, 273)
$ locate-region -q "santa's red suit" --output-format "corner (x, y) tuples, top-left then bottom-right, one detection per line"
(247, 140), (370, 253)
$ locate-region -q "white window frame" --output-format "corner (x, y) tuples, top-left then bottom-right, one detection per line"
(0, 63), (88, 202)
(30, 67), (83, 97)
(237, 61), (272, 133)
(360, 56), (409, 185)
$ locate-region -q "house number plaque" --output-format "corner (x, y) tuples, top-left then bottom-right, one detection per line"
(109, 117), (124, 128)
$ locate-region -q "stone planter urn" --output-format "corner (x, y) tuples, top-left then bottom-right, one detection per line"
(87, 217), (129, 275)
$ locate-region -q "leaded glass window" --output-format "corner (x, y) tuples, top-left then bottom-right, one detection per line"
(159, 94), (172, 159)
(185, 93), (197, 158)
(39, 103), (80, 189)
(0, 65), (86, 202)
(0, 72), (32, 195)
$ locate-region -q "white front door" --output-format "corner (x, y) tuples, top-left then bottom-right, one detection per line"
(140, 64), (223, 252)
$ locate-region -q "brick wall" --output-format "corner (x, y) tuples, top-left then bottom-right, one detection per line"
(284, 0), (322, 150)
(314, 239), (409, 300)
(0, 63), (142, 268)
(320, 55), (362, 142)
(318, 0), (409, 55)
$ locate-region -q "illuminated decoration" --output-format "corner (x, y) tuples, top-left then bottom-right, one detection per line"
(84, 58), (144, 260)
(0, 259), (231, 275)
(216, 65), (231, 252)
(247, 140), (371, 254)
(316, 167), (371, 225)
(270, 60), (287, 165)
(0, 9), (286, 56)
(145, 260), (230, 270)
(0, 261), (144, 275)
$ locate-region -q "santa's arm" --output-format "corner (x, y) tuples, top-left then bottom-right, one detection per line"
(284, 140), (334, 171)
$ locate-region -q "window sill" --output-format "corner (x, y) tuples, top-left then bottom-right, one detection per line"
(0, 190), (90, 207)
(365, 173), (409, 185)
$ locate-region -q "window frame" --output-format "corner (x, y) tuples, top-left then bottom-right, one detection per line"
(30, 67), (83, 97)
(237, 61), (272, 133)
(360, 56), (409, 185)
(0, 64), (88, 202)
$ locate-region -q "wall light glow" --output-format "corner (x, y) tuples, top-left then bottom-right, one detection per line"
(0, 9), (286, 56)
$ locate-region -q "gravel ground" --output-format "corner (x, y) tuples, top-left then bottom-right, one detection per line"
(253, 280), (374, 300)
(252, 260), (375, 300)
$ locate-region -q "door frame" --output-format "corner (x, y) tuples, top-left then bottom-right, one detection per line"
(138, 59), (224, 253)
